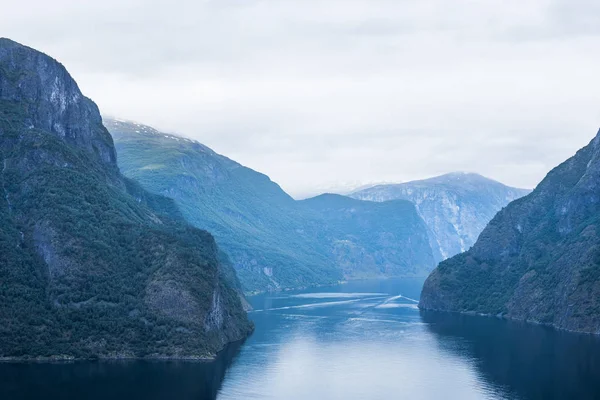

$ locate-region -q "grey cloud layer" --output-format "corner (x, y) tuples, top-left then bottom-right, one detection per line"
(3, 0), (600, 197)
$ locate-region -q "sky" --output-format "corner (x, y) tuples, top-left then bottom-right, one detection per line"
(3, 0), (600, 198)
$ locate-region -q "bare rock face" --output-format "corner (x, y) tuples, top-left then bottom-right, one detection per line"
(351, 173), (530, 262)
(0, 38), (252, 359)
(420, 130), (600, 334)
(0, 38), (116, 166)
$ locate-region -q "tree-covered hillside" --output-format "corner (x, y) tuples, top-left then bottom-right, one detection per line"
(0, 38), (252, 359)
(420, 129), (600, 334)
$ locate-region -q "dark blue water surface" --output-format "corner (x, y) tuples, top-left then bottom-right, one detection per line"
(2, 278), (600, 400)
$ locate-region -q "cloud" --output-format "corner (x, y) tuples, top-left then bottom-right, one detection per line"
(3, 0), (600, 197)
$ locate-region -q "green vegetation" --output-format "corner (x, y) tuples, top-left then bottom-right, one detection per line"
(0, 40), (252, 359)
(111, 120), (342, 292)
(420, 131), (600, 333)
(109, 120), (436, 293)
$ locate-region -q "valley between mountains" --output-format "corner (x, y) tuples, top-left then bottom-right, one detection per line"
(107, 118), (527, 294)
(4, 35), (599, 367)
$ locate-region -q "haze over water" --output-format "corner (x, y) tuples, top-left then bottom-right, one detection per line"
(3, 278), (600, 400)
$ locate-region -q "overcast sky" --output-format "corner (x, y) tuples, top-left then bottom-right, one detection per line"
(3, 0), (600, 197)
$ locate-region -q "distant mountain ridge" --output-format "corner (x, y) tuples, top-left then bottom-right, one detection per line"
(293, 181), (393, 200)
(108, 119), (437, 292)
(350, 173), (530, 261)
(420, 129), (600, 334)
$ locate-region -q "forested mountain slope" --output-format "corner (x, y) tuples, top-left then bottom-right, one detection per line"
(420, 129), (600, 334)
(0, 38), (252, 359)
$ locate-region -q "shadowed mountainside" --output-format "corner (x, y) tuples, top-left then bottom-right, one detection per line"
(420, 129), (600, 334)
(0, 38), (252, 359)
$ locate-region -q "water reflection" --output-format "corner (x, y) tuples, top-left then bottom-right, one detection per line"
(4, 279), (600, 400)
(421, 311), (600, 400)
(0, 339), (243, 400)
(217, 279), (501, 400)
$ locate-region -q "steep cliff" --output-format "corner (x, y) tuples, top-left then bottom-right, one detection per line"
(0, 38), (252, 359)
(420, 129), (600, 334)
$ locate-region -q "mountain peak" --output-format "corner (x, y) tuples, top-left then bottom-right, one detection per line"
(440, 171), (484, 179)
(350, 172), (530, 261)
(0, 38), (116, 166)
(410, 172), (506, 186)
(105, 117), (197, 143)
(0, 37), (22, 48)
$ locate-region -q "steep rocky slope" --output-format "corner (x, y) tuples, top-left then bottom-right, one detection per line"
(420, 129), (600, 334)
(109, 119), (436, 292)
(0, 38), (252, 359)
(351, 173), (530, 261)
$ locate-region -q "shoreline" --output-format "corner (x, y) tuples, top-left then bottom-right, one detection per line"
(0, 355), (216, 363)
(245, 274), (428, 297)
(0, 333), (252, 364)
(418, 307), (600, 336)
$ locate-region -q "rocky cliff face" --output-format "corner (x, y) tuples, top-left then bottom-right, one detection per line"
(420, 130), (600, 334)
(351, 173), (530, 261)
(0, 38), (251, 359)
(0, 39), (116, 167)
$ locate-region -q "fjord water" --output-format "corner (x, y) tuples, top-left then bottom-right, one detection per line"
(2, 279), (600, 400)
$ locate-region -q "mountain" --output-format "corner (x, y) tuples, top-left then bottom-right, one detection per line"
(109, 119), (341, 292)
(108, 119), (436, 292)
(350, 173), (530, 261)
(293, 181), (390, 200)
(300, 194), (435, 278)
(0, 38), (252, 359)
(420, 129), (600, 334)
